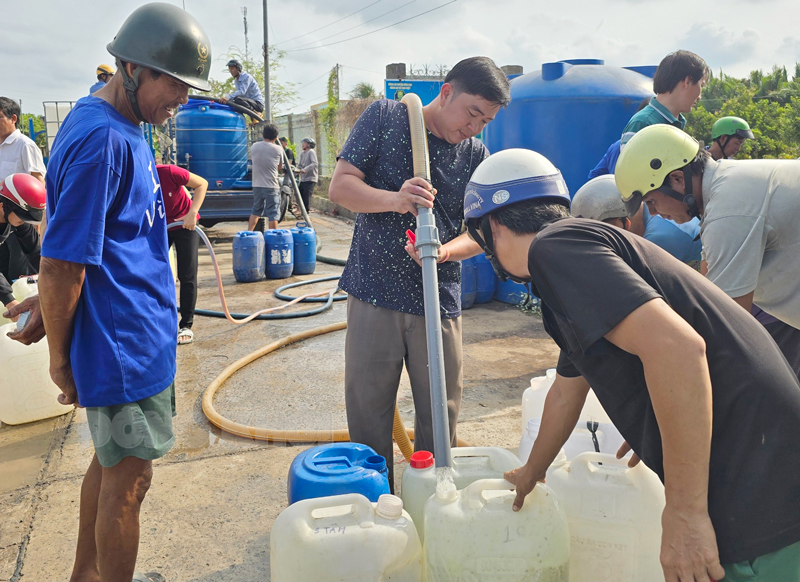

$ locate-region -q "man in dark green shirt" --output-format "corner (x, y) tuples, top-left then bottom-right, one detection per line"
(621, 50), (708, 146)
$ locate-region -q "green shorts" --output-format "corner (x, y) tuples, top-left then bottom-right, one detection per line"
(723, 539), (800, 581)
(85, 383), (176, 468)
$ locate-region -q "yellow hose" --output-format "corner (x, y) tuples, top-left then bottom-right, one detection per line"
(201, 321), (469, 460)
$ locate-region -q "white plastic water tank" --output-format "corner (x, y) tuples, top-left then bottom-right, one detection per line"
(400, 446), (521, 541)
(423, 479), (569, 581)
(521, 369), (625, 459)
(0, 322), (70, 425)
(546, 452), (665, 581)
(270, 493), (422, 581)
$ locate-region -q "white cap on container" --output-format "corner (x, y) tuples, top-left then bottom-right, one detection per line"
(376, 494), (404, 519)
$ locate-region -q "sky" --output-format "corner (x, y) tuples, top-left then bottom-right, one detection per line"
(3, 0), (799, 117)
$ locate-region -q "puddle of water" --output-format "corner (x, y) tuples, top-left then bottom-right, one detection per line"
(0, 430), (54, 493)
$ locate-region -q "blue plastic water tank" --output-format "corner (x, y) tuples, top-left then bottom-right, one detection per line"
(290, 222), (317, 275)
(264, 229), (294, 279)
(232, 231), (265, 282)
(460, 257), (477, 310)
(495, 278), (529, 305)
(474, 253), (496, 304)
(175, 99), (248, 190)
(482, 59), (654, 195)
(288, 443), (391, 504)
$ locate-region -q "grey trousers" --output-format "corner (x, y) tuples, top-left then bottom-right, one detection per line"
(344, 296), (463, 487)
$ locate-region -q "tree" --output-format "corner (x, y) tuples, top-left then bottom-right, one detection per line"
(348, 82), (378, 100)
(685, 64), (800, 159)
(19, 113), (46, 149)
(209, 46), (298, 116)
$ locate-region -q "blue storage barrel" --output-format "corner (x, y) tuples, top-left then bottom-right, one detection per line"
(175, 99), (248, 190)
(482, 59), (654, 196)
(460, 257), (477, 310)
(495, 278), (529, 305)
(232, 231), (265, 282)
(290, 222), (316, 275)
(474, 253), (496, 304)
(288, 443), (391, 504)
(264, 229), (294, 279)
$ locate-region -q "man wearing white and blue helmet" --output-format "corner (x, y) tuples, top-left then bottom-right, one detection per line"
(469, 149), (800, 582)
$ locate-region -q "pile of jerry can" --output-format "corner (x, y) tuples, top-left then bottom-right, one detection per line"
(271, 417), (665, 580)
(231, 223), (315, 282)
(272, 442), (421, 581)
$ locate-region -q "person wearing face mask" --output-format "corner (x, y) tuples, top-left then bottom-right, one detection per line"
(328, 56), (510, 487)
(616, 123), (800, 331)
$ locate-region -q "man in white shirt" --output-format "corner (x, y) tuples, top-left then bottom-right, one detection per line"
(616, 124), (800, 329)
(0, 97), (45, 184)
(249, 122), (283, 230)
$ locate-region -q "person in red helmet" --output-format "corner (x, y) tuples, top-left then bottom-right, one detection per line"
(0, 172), (45, 315)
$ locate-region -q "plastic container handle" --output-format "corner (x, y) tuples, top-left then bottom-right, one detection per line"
(302, 493), (375, 529)
(569, 451), (633, 479)
(465, 478), (516, 509)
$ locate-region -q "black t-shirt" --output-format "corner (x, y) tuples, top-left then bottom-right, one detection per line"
(528, 218), (800, 563)
(337, 99), (488, 318)
(0, 223), (40, 305)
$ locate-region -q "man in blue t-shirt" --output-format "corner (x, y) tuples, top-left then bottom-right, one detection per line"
(329, 57), (510, 484)
(38, 5), (212, 581)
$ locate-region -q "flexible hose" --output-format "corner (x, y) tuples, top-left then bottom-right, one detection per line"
(188, 94), (264, 122)
(170, 222), (342, 323)
(201, 321), (470, 458)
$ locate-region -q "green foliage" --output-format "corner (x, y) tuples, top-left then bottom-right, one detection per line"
(208, 46), (298, 116)
(19, 113), (46, 148)
(319, 68), (340, 169)
(348, 82), (378, 100)
(685, 64), (800, 159)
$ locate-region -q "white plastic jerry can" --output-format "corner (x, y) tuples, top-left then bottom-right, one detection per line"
(0, 276), (38, 326)
(521, 369), (625, 459)
(423, 478), (570, 581)
(0, 322), (71, 425)
(546, 452), (666, 582)
(400, 446), (521, 542)
(270, 493), (422, 582)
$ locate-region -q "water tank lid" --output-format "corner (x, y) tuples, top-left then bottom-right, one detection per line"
(179, 99), (236, 113)
(541, 59), (605, 81)
(376, 494), (404, 519)
(561, 59), (604, 66)
(410, 451), (434, 469)
(364, 455), (387, 472)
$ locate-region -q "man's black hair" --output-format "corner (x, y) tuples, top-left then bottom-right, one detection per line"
(263, 123), (279, 140)
(0, 97), (21, 128)
(491, 200), (571, 235)
(637, 98), (650, 112)
(689, 148), (711, 175)
(444, 57), (511, 107)
(279, 136), (288, 144)
(653, 50), (709, 94)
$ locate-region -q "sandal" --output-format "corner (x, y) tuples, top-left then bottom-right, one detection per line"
(132, 573), (166, 582)
(177, 328), (194, 345)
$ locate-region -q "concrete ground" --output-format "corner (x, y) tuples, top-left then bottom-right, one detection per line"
(0, 211), (560, 582)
